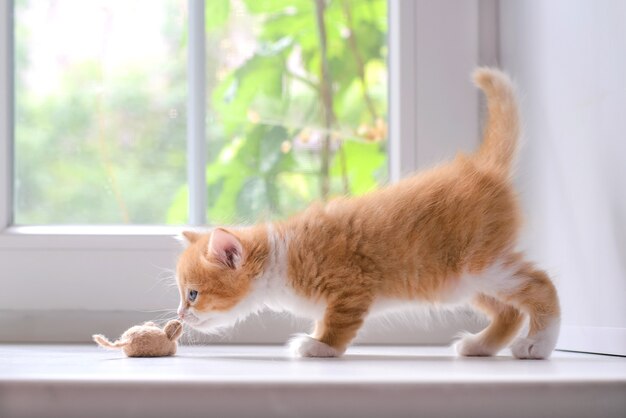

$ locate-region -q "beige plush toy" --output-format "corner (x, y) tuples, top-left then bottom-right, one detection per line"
(93, 320), (183, 357)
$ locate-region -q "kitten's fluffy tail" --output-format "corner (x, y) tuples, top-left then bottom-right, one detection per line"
(473, 67), (520, 172)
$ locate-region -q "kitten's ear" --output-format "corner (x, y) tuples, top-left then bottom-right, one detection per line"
(208, 228), (243, 269)
(180, 230), (201, 245)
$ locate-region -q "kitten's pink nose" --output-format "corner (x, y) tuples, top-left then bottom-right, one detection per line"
(177, 305), (186, 319)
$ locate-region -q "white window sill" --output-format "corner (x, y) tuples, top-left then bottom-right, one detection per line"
(1, 345), (625, 418)
(0, 225), (182, 250)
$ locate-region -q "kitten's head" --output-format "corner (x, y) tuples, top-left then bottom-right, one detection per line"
(176, 228), (260, 333)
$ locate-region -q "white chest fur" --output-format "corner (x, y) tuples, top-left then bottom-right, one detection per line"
(254, 224), (327, 321)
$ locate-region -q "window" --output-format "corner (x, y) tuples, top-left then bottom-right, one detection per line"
(14, 0), (188, 225)
(14, 0), (388, 226)
(1, 0), (484, 343)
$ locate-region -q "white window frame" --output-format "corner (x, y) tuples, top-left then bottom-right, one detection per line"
(0, 0), (491, 343)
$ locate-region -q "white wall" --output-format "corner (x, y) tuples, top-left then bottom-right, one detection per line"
(500, 0), (626, 355)
(391, 0), (483, 178)
(413, 0), (480, 168)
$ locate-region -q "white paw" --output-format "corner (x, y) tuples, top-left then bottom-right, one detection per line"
(511, 318), (560, 359)
(288, 334), (341, 358)
(455, 332), (499, 357)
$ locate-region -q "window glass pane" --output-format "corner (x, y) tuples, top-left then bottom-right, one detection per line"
(176, 0), (387, 224)
(14, 0), (387, 226)
(14, 0), (187, 224)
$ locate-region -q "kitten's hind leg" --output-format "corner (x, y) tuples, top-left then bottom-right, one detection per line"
(500, 263), (561, 359)
(456, 294), (524, 357)
(289, 293), (371, 358)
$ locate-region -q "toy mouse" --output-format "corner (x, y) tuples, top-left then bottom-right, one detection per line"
(93, 320), (183, 357)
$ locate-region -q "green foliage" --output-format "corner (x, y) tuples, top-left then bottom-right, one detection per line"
(15, 0), (187, 224)
(16, 0), (387, 225)
(194, 0), (388, 225)
(331, 140), (386, 195)
(242, 0), (311, 15)
(206, 0), (230, 31)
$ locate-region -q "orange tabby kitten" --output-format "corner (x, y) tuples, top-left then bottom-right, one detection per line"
(176, 68), (560, 359)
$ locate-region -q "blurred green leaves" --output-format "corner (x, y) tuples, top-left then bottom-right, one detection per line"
(331, 140), (385, 196)
(206, 0), (230, 31)
(15, 0), (387, 225)
(190, 0), (388, 225)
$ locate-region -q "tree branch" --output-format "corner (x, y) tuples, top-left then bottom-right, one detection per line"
(286, 70), (319, 92)
(341, 0), (378, 121)
(314, 0), (335, 199)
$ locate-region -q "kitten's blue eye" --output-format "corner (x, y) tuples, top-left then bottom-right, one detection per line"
(188, 289), (198, 303)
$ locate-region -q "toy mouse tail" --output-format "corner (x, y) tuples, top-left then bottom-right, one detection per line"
(92, 334), (128, 350)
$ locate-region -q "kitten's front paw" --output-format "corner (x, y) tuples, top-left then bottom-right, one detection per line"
(288, 334), (341, 358)
(455, 332), (499, 357)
